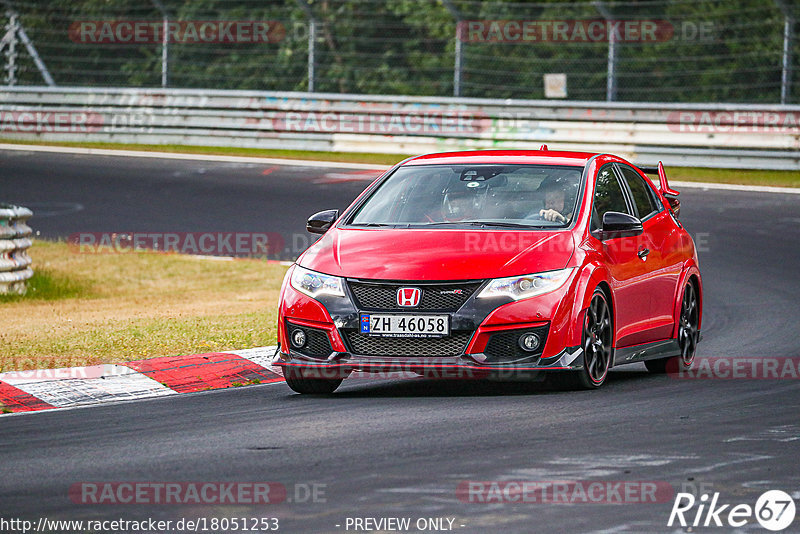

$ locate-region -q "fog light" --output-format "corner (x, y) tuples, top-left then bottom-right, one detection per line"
(291, 328), (307, 348)
(518, 332), (541, 352)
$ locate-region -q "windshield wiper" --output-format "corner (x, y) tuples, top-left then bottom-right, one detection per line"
(464, 220), (540, 228)
(352, 221), (548, 229)
(411, 220), (540, 228)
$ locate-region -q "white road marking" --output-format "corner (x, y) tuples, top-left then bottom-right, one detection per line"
(0, 363), (138, 384)
(671, 180), (800, 195)
(0, 143), (391, 170)
(9, 372), (175, 408)
(225, 346), (284, 377)
(0, 348), (286, 413)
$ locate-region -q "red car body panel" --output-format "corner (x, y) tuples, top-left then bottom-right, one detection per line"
(298, 228), (575, 281)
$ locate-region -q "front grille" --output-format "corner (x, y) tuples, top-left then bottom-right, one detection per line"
(286, 322), (333, 359)
(343, 331), (472, 357)
(348, 281), (482, 311)
(483, 325), (549, 363)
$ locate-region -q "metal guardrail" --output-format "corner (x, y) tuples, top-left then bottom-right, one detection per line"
(0, 87), (798, 169)
(0, 204), (33, 294)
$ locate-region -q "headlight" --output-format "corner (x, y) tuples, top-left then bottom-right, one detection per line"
(476, 268), (573, 301)
(290, 265), (345, 298)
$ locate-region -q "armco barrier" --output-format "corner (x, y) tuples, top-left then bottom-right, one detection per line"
(0, 87), (798, 169)
(0, 204), (33, 294)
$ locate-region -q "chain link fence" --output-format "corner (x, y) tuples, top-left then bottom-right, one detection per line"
(1, 0), (798, 103)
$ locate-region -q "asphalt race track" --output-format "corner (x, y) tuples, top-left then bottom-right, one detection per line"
(0, 150), (380, 260)
(1, 149), (799, 533)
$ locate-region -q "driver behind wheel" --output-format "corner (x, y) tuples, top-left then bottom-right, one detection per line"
(535, 171), (580, 223)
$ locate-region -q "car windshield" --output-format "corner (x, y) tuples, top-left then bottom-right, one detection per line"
(348, 164), (583, 228)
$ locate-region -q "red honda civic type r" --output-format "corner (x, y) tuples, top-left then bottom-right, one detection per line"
(274, 150), (702, 393)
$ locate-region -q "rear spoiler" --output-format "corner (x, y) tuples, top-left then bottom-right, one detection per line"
(638, 161), (679, 197)
(639, 161), (681, 219)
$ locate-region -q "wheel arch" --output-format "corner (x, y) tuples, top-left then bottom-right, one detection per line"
(671, 262), (703, 338)
(592, 279), (615, 369)
(570, 262), (616, 351)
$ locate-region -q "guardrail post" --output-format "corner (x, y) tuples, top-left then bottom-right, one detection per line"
(295, 0), (317, 92)
(1, 2), (54, 86)
(2, 11), (17, 85)
(151, 0), (169, 87)
(594, 1), (617, 102)
(308, 18), (317, 92)
(0, 203), (33, 294)
(774, 0), (794, 104)
(442, 0), (463, 97)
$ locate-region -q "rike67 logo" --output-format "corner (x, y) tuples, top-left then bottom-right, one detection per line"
(669, 490), (796, 531)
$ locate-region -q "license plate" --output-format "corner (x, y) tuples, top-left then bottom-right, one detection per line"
(360, 314), (449, 337)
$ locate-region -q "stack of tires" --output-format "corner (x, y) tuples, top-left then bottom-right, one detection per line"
(0, 204), (33, 294)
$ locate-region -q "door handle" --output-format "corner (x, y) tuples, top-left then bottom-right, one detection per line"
(637, 248), (650, 260)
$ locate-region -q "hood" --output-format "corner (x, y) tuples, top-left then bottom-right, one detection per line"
(298, 228), (575, 280)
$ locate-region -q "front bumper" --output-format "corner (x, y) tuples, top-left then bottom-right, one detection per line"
(273, 345), (585, 379)
(277, 268), (584, 377)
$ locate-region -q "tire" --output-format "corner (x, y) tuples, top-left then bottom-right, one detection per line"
(551, 288), (614, 390)
(645, 281), (699, 374)
(283, 367), (343, 394)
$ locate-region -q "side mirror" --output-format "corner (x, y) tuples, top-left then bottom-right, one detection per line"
(306, 209), (339, 234)
(600, 211), (643, 240)
(664, 195), (681, 219)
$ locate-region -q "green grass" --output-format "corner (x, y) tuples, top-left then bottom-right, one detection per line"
(3, 308), (278, 371)
(0, 268), (90, 302)
(0, 240), (286, 371)
(2, 138), (797, 187)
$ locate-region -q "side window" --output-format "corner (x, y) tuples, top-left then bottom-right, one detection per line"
(617, 165), (658, 219)
(592, 166), (629, 230)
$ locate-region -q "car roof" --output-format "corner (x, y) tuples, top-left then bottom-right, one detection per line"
(402, 149), (598, 167)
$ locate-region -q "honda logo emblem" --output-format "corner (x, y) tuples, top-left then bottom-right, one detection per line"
(397, 287), (421, 307)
